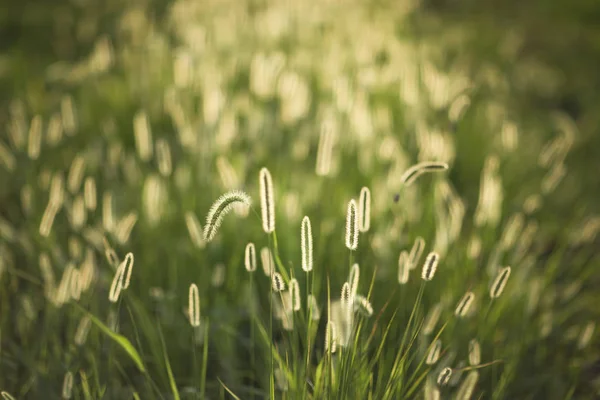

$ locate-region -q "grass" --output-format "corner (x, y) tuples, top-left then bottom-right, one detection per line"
(0, 0), (599, 399)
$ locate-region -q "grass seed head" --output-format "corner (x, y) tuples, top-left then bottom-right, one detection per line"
(203, 190), (252, 242)
(490, 266), (511, 298)
(358, 186), (371, 232)
(437, 367), (452, 386)
(259, 167), (275, 233)
(468, 339), (481, 366)
(272, 272), (285, 292)
(455, 291), (475, 318)
(426, 339), (442, 365)
(345, 199), (358, 250)
(244, 242), (257, 272)
(301, 216), (313, 272)
(188, 283), (200, 327)
(422, 252), (439, 281)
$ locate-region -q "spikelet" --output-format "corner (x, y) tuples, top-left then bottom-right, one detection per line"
(400, 161), (449, 186)
(456, 371), (479, 399)
(39, 253), (56, 297)
(61, 371), (74, 399)
(455, 292), (475, 317)
(272, 272), (285, 292)
(189, 283), (200, 327)
(345, 199), (358, 250)
(423, 303), (442, 335)
(115, 212), (138, 244)
(121, 252), (134, 289)
(108, 261), (126, 303)
(155, 138), (172, 177)
(74, 315), (92, 346)
(47, 113), (63, 145)
(102, 191), (114, 231)
(69, 268), (81, 301)
(325, 320), (337, 353)
(301, 216), (313, 272)
(490, 266), (511, 298)
(261, 247), (275, 276)
(27, 115), (42, 160)
(259, 168), (275, 233)
(398, 250), (410, 284)
(1, 391), (16, 400)
(349, 263), (360, 297)
(468, 339), (481, 366)
(421, 252), (439, 281)
(354, 295), (373, 317)
(104, 242), (120, 270)
(49, 173), (64, 207)
(133, 110), (153, 161)
(577, 321), (596, 349)
(357, 187), (371, 232)
(67, 155), (86, 193)
(437, 367), (452, 386)
(289, 278), (301, 311)
(426, 339), (442, 365)
(244, 243), (256, 272)
(203, 190), (252, 242)
(61, 95), (77, 135)
(408, 236), (425, 270)
(0, 141), (16, 171)
(341, 282), (352, 318)
(184, 212), (205, 248)
(308, 294), (321, 320)
(84, 177), (97, 211)
(39, 201), (59, 238)
(424, 377), (440, 400)
(274, 367), (289, 391)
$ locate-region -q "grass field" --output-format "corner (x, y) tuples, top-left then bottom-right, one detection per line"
(1, 0), (599, 399)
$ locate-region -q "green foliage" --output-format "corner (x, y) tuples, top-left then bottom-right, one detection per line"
(1, 0), (599, 399)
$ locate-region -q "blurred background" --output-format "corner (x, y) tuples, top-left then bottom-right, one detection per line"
(1, 0), (600, 398)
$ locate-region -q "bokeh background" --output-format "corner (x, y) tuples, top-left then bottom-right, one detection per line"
(1, 0), (599, 399)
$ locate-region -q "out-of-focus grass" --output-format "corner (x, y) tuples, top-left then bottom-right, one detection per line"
(0, 0), (599, 399)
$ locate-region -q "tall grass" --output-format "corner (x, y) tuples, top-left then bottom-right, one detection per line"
(0, 0), (598, 399)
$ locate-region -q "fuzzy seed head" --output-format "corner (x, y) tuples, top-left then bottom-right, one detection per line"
(468, 339), (481, 366)
(121, 252), (134, 289)
(203, 190), (252, 242)
(108, 262), (125, 303)
(437, 367), (452, 386)
(401, 161), (449, 186)
(354, 295), (373, 317)
(244, 243), (257, 272)
(272, 272), (285, 292)
(189, 283), (200, 327)
(398, 250), (410, 284)
(260, 247), (275, 276)
(423, 303), (442, 335)
(259, 168), (275, 233)
(456, 371), (479, 399)
(301, 216), (313, 272)
(422, 252), (439, 281)
(490, 266), (511, 298)
(408, 236), (425, 270)
(455, 291), (475, 317)
(358, 187), (371, 232)
(289, 278), (301, 311)
(341, 282), (352, 317)
(345, 199), (358, 250)
(426, 339), (442, 365)
(62, 371), (73, 399)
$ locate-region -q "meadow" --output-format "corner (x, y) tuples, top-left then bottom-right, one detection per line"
(0, 0), (599, 399)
